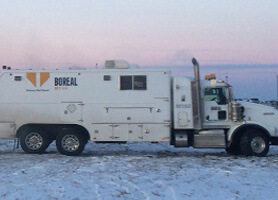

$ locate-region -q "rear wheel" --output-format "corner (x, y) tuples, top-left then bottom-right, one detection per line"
(56, 129), (86, 156)
(240, 130), (269, 157)
(20, 126), (50, 154)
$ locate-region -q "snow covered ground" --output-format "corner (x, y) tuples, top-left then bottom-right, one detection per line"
(1, 140), (278, 200)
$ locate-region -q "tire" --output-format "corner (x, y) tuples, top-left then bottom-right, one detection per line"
(225, 142), (242, 155)
(240, 130), (269, 157)
(19, 126), (50, 154)
(56, 129), (86, 156)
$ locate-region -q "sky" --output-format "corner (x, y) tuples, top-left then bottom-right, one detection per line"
(0, 0), (277, 68)
(0, 0), (277, 100)
(164, 65), (278, 100)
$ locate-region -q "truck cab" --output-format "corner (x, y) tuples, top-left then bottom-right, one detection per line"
(172, 58), (278, 157)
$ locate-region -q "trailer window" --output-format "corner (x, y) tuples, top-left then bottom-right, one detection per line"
(134, 75), (147, 90)
(120, 75), (147, 90)
(120, 76), (132, 90)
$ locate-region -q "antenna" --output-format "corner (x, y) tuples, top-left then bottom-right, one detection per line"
(225, 75), (229, 83)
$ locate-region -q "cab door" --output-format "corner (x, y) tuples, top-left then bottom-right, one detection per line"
(203, 87), (229, 122)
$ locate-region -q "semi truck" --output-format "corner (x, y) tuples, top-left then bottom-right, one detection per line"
(0, 58), (277, 156)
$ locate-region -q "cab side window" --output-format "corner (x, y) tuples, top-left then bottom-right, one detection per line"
(204, 87), (227, 105)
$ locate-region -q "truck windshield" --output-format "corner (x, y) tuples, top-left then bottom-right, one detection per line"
(204, 87), (227, 105)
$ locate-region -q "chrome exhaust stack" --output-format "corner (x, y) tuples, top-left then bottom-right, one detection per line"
(192, 58), (203, 129)
(192, 58), (201, 85)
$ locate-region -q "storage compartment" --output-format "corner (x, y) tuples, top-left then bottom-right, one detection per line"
(104, 107), (154, 123)
(91, 123), (170, 142)
(60, 102), (83, 123)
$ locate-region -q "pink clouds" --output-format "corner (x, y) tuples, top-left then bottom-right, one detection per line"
(0, 1), (277, 68)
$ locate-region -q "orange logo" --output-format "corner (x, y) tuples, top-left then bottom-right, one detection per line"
(26, 72), (50, 87)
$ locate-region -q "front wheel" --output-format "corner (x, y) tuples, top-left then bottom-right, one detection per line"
(56, 129), (86, 156)
(240, 130), (269, 157)
(225, 142), (242, 155)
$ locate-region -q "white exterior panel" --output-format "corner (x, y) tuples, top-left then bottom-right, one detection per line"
(0, 69), (171, 142)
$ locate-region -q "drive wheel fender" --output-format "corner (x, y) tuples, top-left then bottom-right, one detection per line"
(56, 129), (86, 156)
(19, 126), (50, 154)
(240, 129), (269, 157)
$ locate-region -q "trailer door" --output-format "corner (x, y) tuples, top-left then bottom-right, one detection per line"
(173, 77), (194, 129)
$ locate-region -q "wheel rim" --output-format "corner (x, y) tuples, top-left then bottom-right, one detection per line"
(61, 135), (80, 152)
(25, 132), (43, 150)
(251, 136), (266, 154)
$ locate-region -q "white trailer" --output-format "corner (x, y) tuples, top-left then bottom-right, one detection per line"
(0, 59), (277, 156)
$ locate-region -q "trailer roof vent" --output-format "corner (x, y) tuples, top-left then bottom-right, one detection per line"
(105, 60), (130, 69)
